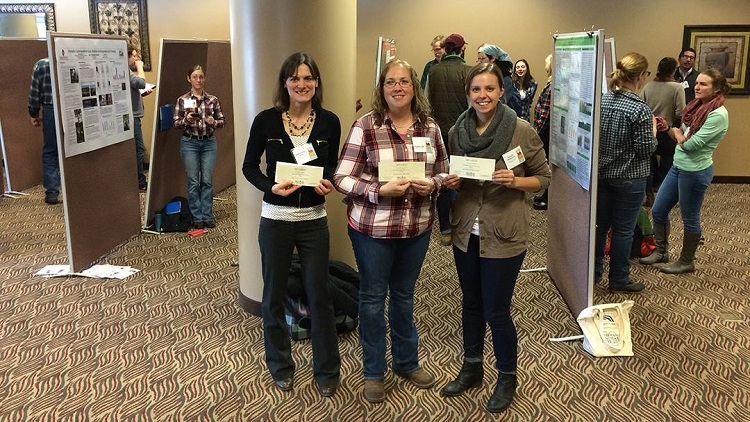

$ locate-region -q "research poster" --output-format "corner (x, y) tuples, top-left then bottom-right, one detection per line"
(54, 37), (133, 158)
(549, 32), (601, 190)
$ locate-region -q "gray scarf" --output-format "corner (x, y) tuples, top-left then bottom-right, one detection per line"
(454, 104), (517, 159)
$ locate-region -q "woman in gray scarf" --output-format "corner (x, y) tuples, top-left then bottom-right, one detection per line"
(440, 63), (550, 413)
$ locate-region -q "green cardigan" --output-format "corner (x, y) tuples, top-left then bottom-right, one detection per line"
(675, 106), (728, 172)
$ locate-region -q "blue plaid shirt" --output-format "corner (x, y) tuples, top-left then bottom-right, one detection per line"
(598, 90), (656, 179)
(28, 58), (53, 118)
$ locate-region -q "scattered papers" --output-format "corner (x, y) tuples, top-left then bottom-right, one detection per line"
(36, 264), (140, 279)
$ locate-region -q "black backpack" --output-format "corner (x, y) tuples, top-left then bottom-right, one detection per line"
(155, 196), (192, 232)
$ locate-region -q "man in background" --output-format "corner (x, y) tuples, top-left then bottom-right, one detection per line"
(421, 35), (444, 90)
(128, 44), (153, 192)
(426, 33), (469, 246)
(674, 48), (698, 104)
(28, 57), (60, 205)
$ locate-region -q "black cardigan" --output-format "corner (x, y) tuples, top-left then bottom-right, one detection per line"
(242, 107), (341, 208)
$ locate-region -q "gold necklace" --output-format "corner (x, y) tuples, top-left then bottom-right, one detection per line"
(285, 110), (315, 136)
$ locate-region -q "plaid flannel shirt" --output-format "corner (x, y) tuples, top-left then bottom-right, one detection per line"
(598, 91), (656, 179)
(533, 81), (552, 135)
(173, 90), (225, 137)
(333, 113), (448, 239)
(28, 58), (53, 118)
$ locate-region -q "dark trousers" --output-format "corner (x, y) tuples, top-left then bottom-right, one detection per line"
(41, 104), (60, 198)
(258, 216), (340, 384)
(134, 117), (146, 187)
(453, 235), (526, 373)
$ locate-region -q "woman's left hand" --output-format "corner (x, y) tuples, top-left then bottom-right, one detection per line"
(315, 179), (334, 196)
(492, 169), (516, 188)
(410, 178), (435, 197)
(205, 115), (215, 126)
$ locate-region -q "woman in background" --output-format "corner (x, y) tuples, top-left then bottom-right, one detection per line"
(242, 53), (341, 397)
(641, 68), (729, 274)
(595, 52), (656, 293)
(640, 57), (686, 203)
(477, 44), (523, 117)
(333, 59), (448, 404)
(532, 54), (553, 210)
(512, 59), (537, 122)
(440, 63), (550, 413)
(173, 65), (225, 229)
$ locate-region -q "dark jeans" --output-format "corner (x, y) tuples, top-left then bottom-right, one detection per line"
(653, 131), (676, 187)
(180, 136), (217, 222)
(41, 104), (60, 198)
(453, 235), (525, 373)
(134, 117), (146, 187)
(258, 217), (340, 384)
(594, 177), (647, 285)
(348, 226), (431, 380)
(437, 189), (456, 233)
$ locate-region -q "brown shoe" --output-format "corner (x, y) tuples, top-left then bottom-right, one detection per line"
(394, 367), (435, 389)
(363, 379), (385, 403)
(440, 233), (452, 246)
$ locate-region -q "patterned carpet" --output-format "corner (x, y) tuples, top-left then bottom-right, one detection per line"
(0, 182), (748, 421)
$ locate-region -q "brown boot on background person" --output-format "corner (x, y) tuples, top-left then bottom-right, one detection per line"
(661, 231), (701, 274)
(363, 379), (385, 403)
(640, 223), (669, 265)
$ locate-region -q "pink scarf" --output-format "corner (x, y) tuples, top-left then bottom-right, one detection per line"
(681, 95), (725, 139)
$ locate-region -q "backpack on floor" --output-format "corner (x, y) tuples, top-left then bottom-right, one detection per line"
(155, 196), (192, 232)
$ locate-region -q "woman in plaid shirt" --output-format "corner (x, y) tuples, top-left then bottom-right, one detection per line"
(333, 59), (448, 404)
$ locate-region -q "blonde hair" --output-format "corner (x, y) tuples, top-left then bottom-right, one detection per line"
(608, 52), (648, 91)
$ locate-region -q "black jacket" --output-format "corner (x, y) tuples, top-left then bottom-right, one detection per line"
(243, 107), (341, 207)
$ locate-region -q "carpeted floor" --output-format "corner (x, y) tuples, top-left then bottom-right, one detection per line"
(0, 182), (748, 421)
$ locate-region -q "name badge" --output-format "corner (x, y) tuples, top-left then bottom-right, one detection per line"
(502, 146), (526, 169)
(412, 136), (432, 154)
(292, 143), (318, 165)
(183, 98), (196, 109)
(682, 81), (690, 89)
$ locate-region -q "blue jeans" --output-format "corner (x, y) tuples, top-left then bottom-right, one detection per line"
(42, 104), (60, 198)
(134, 117), (146, 187)
(258, 217), (340, 384)
(652, 165), (713, 233)
(348, 226), (431, 380)
(453, 236), (525, 373)
(594, 177), (647, 285)
(437, 188), (457, 233)
(180, 136), (217, 222)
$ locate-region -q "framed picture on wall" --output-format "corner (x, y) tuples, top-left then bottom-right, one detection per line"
(683, 25), (750, 95)
(88, 0), (151, 71)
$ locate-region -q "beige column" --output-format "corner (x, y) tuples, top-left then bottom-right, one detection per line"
(231, 0), (357, 315)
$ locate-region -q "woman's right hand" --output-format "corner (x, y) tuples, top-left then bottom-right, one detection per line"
(378, 179), (411, 197)
(443, 174), (462, 190)
(271, 180), (302, 197)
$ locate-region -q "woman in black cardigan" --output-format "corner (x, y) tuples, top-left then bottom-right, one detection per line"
(242, 52), (341, 398)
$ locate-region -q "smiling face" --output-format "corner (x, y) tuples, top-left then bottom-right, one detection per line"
(468, 72), (504, 119)
(382, 65), (414, 113)
(284, 64), (318, 107)
(515, 60), (527, 77)
(188, 69), (205, 92)
(694, 73), (719, 102)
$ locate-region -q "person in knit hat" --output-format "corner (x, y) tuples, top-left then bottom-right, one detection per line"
(477, 44), (522, 116)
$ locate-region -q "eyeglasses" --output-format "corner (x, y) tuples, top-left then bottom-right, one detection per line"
(384, 79), (413, 88)
(645, 71), (652, 77)
(681, 55), (696, 61)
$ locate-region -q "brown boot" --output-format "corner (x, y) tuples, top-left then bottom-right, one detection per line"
(661, 231), (701, 274)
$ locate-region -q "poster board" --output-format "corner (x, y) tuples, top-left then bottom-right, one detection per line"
(546, 30), (604, 317)
(0, 38), (48, 192)
(603, 38), (616, 94)
(374, 36), (396, 86)
(48, 32), (141, 272)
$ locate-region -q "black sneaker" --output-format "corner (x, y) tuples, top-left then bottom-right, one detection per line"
(45, 196), (59, 204)
(204, 220), (216, 228)
(193, 221), (204, 229)
(608, 281), (645, 293)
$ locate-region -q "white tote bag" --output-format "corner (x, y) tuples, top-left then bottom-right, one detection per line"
(576, 300), (635, 357)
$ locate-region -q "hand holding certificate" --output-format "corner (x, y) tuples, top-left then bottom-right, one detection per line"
(275, 162), (324, 187)
(378, 161), (425, 182)
(449, 155), (496, 180)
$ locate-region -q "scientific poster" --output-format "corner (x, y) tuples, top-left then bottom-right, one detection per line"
(54, 37), (133, 157)
(549, 32), (601, 190)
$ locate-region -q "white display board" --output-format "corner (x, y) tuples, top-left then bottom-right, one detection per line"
(549, 31), (601, 191)
(53, 36), (134, 157)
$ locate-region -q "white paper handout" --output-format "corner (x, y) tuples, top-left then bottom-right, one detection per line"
(378, 161), (425, 182)
(275, 161), (324, 187)
(449, 155), (496, 180)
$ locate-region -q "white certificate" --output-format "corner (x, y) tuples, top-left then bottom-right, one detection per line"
(449, 155), (496, 180)
(275, 162), (324, 187)
(378, 161), (425, 182)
